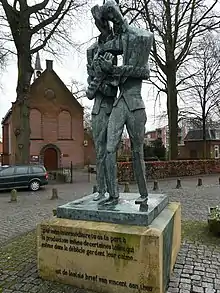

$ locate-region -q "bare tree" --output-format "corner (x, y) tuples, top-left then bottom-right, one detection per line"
(68, 78), (92, 132)
(120, 0), (220, 159)
(179, 33), (220, 158)
(68, 78), (87, 100)
(0, 0), (87, 164)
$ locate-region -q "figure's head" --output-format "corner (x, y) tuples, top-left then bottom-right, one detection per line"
(101, 0), (125, 31)
(91, 4), (112, 41)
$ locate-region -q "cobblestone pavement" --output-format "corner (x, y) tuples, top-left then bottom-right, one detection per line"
(0, 180), (96, 246)
(1, 174), (220, 292)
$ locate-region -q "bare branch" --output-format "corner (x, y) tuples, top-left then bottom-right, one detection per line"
(32, 0), (71, 34)
(28, 0), (49, 15)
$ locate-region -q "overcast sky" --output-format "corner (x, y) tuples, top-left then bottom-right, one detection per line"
(0, 0), (166, 139)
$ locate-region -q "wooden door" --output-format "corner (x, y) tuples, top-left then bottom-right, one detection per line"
(44, 148), (58, 170)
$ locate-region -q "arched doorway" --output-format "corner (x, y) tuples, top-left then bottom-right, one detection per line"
(41, 144), (60, 171)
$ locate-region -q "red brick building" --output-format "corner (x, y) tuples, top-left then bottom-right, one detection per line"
(1, 58), (87, 170)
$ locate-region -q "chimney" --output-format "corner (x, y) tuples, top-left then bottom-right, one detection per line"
(46, 60), (53, 71)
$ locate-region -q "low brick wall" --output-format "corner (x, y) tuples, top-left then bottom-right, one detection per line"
(117, 159), (220, 182)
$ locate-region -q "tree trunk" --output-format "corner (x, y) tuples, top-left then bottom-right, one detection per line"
(202, 111), (206, 159)
(167, 68), (178, 160)
(12, 52), (33, 164)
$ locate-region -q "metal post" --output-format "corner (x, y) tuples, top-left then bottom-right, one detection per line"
(70, 161), (73, 183)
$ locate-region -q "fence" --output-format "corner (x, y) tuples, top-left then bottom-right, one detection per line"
(48, 162), (96, 184)
(117, 159), (220, 182)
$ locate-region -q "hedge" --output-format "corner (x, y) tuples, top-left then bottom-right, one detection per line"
(117, 159), (220, 182)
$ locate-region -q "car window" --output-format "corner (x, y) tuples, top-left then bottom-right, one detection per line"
(15, 166), (29, 175)
(0, 167), (15, 176)
(31, 166), (44, 173)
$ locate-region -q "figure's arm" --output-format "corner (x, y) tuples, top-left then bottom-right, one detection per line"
(87, 65), (96, 78)
(112, 65), (150, 80)
(99, 55), (150, 80)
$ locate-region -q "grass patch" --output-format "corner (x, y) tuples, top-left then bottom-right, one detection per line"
(182, 220), (220, 248)
(0, 231), (36, 268)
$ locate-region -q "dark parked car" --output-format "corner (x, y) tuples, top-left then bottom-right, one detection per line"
(0, 164), (48, 191)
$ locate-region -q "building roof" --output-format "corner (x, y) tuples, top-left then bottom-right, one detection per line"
(1, 63), (83, 125)
(184, 129), (217, 141)
(1, 108), (12, 125)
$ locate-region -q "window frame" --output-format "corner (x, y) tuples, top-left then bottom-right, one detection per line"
(31, 166), (45, 174)
(0, 167), (15, 176)
(14, 166), (30, 175)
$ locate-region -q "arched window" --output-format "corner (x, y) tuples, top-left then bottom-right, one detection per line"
(58, 110), (71, 139)
(30, 109), (42, 139)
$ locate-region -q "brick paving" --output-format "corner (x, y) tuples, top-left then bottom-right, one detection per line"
(0, 174), (220, 293)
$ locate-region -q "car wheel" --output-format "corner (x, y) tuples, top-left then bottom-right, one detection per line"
(29, 180), (40, 191)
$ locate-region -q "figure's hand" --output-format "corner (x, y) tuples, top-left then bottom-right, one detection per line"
(99, 53), (114, 73)
(93, 59), (102, 75)
(86, 78), (98, 100)
(87, 65), (95, 77)
(86, 80), (97, 100)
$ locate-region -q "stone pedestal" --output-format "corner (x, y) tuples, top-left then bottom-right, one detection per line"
(37, 201), (181, 293)
(56, 193), (169, 226)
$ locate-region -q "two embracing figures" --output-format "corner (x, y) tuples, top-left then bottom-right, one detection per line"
(86, 0), (153, 207)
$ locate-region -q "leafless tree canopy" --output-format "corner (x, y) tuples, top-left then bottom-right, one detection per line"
(179, 33), (220, 136)
(68, 78), (87, 100)
(0, 0), (87, 57)
(120, 0), (220, 159)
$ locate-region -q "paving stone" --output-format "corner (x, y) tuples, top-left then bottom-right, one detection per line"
(183, 268), (193, 274)
(206, 268), (217, 274)
(203, 283), (215, 289)
(181, 278), (191, 284)
(203, 277), (214, 283)
(205, 289), (216, 293)
(180, 283), (191, 290)
(181, 274), (190, 278)
(214, 284), (220, 290)
(195, 267), (205, 272)
(168, 288), (179, 293)
(184, 265), (194, 270)
(192, 275), (202, 281)
(195, 271), (205, 276)
(192, 286), (204, 293)
(206, 273), (216, 279)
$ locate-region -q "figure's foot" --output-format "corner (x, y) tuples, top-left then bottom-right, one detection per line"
(98, 197), (119, 206)
(93, 193), (106, 201)
(139, 202), (148, 212)
(135, 196), (148, 205)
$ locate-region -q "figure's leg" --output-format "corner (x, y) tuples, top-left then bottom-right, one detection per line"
(104, 100), (126, 204)
(91, 109), (109, 200)
(126, 108), (148, 205)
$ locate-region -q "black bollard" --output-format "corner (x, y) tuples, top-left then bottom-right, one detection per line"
(51, 188), (58, 200)
(198, 178), (202, 187)
(52, 209), (57, 216)
(176, 178), (182, 189)
(10, 189), (17, 202)
(153, 180), (159, 191)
